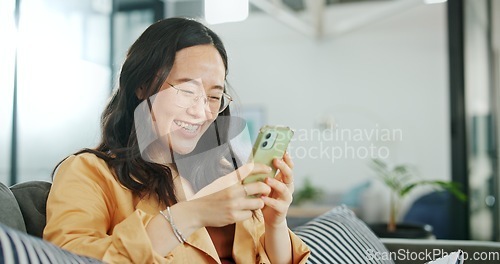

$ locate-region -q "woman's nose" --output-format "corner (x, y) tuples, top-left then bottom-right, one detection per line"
(187, 96), (211, 118)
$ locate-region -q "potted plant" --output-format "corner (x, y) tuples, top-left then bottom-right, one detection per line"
(292, 176), (323, 206)
(369, 159), (467, 238)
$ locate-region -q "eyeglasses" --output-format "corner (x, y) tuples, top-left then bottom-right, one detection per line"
(167, 82), (233, 114)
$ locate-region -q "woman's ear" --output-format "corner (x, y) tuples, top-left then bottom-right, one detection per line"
(136, 86), (147, 100)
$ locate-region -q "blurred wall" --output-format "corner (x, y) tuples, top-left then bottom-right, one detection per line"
(211, 2), (450, 201)
(0, 1), (450, 223)
(0, 1), (111, 184)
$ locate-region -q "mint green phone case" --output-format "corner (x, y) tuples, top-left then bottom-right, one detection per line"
(242, 125), (294, 184)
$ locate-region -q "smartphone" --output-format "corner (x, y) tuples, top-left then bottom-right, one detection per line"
(242, 125), (294, 184)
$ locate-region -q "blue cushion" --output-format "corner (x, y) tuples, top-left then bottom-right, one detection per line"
(0, 223), (102, 263)
(293, 205), (394, 264)
(403, 191), (451, 239)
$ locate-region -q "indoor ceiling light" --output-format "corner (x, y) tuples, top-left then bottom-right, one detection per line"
(204, 0), (249, 24)
(424, 0), (447, 4)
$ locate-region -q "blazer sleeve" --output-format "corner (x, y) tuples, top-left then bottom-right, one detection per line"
(257, 229), (311, 264)
(43, 155), (166, 264)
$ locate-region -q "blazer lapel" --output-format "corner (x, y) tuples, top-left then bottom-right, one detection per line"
(233, 219), (258, 262)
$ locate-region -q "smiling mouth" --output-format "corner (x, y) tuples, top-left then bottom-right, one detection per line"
(174, 120), (202, 133)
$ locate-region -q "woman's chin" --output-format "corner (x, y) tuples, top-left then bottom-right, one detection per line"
(173, 144), (196, 155)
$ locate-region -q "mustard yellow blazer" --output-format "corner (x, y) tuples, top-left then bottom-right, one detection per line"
(44, 153), (310, 263)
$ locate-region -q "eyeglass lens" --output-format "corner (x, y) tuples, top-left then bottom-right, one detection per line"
(173, 82), (230, 113)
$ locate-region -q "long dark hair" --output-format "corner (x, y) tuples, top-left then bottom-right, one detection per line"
(57, 18), (231, 206)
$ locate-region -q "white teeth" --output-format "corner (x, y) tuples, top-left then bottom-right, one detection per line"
(174, 120), (200, 133)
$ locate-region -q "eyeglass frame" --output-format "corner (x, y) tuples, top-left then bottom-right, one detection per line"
(166, 81), (233, 114)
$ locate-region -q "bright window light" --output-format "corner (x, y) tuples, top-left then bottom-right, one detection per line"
(424, 0), (447, 4)
(204, 0), (249, 25)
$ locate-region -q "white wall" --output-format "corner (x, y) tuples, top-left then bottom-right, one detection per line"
(0, 0), (16, 185)
(0, 3), (111, 184)
(0, 1), (450, 222)
(211, 2), (450, 219)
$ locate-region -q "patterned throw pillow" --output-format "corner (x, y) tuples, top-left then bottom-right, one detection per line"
(293, 205), (394, 264)
(0, 223), (102, 264)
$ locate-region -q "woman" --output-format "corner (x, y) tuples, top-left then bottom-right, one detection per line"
(43, 18), (310, 264)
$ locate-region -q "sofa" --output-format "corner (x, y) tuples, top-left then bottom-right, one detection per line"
(1, 180), (500, 264)
(0, 181), (102, 263)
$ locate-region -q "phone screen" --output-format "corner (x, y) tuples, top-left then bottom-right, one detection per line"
(242, 125), (294, 184)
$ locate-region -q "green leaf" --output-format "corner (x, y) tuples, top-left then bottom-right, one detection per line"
(292, 177), (324, 205)
(398, 181), (425, 197)
(393, 165), (408, 174)
(372, 159), (388, 169)
(399, 180), (467, 201)
(431, 181), (467, 201)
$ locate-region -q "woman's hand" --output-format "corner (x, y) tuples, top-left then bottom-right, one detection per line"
(260, 152), (295, 264)
(261, 152), (295, 228)
(147, 163), (272, 256)
(187, 163), (272, 228)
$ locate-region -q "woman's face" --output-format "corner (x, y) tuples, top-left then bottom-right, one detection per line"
(150, 44), (226, 155)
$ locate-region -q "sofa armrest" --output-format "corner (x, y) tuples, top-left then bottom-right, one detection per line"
(10, 181), (51, 238)
(0, 182), (26, 232)
(381, 238), (500, 264)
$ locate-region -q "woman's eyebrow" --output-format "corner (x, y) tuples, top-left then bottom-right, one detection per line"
(174, 78), (201, 85)
(174, 78), (224, 91)
(210, 85), (224, 91)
